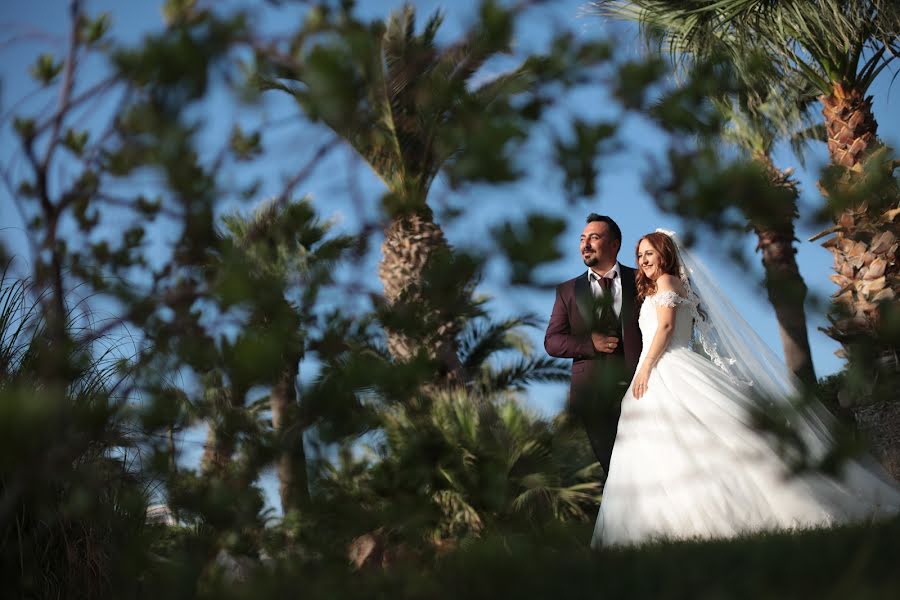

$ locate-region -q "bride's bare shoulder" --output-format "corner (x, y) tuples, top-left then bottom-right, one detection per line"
(655, 274), (686, 296)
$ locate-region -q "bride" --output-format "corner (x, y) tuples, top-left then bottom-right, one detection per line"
(592, 230), (900, 548)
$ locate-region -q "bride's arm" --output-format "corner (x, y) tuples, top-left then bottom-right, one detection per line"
(632, 274), (684, 399)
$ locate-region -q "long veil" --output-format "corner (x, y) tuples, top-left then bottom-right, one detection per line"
(656, 229), (865, 468)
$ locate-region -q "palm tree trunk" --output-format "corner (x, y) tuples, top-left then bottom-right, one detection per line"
(756, 226), (816, 385)
(818, 83), (900, 480)
(271, 362), (310, 513)
(201, 381), (235, 475)
(379, 207), (464, 377)
(820, 83), (878, 171)
(817, 82), (898, 346)
(749, 157), (816, 387)
(168, 425), (178, 473)
(201, 424), (234, 475)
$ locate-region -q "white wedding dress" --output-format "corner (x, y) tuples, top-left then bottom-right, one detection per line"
(592, 289), (900, 548)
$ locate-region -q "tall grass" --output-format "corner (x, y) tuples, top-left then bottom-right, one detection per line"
(0, 268), (153, 599)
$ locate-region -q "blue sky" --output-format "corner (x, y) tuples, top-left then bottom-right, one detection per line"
(3, 1), (899, 508)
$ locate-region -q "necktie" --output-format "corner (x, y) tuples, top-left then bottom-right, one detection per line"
(596, 271), (616, 292)
(593, 272), (617, 334)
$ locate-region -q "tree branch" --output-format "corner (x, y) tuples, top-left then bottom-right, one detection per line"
(41, 0), (82, 173)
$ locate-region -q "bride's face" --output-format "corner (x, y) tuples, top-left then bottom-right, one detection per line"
(637, 239), (661, 281)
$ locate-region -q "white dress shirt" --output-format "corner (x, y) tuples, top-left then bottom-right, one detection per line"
(588, 262), (622, 318)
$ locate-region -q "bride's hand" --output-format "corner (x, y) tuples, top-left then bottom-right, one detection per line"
(632, 368), (650, 399)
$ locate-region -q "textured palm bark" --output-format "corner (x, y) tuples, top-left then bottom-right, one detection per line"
(754, 228), (816, 385)
(826, 206), (900, 480)
(379, 208), (463, 376)
(201, 384), (235, 475)
(271, 362), (310, 513)
(201, 426), (234, 474)
(819, 207), (898, 348)
(821, 84), (878, 171)
(748, 157), (817, 387)
(818, 83), (897, 346)
(817, 83), (900, 480)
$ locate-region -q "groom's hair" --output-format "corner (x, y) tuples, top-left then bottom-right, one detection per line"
(586, 213), (622, 245)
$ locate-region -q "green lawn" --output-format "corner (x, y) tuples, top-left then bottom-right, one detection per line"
(179, 516), (900, 599)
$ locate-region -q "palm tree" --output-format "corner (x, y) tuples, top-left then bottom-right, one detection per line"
(340, 390), (598, 568)
(723, 96), (819, 387)
(199, 369), (238, 475)
(594, 0), (900, 476)
(261, 5), (530, 376)
(207, 197), (350, 513)
(313, 311), (580, 566)
(378, 391), (601, 538)
(592, 2), (820, 385)
(597, 0), (900, 357)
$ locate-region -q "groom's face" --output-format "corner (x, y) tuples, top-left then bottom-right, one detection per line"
(580, 221), (619, 269)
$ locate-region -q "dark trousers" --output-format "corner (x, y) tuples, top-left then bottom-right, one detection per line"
(580, 402), (622, 478)
(569, 353), (630, 478)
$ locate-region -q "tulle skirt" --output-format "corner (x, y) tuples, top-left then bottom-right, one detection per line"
(592, 347), (900, 548)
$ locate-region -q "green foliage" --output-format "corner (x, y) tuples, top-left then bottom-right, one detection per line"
(412, 518), (900, 599)
(259, 2), (541, 209)
(80, 12), (112, 46)
(136, 517), (900, 598)
(595, 0), (900, 96)
(113, 11), (247, 104)
(554, 120), (619, 201)
(13, 116), (36, 141)
(492, 214), (567, 285)
(228, 125), (263, 161)
(337, 391), (600, 545)
(4, 1), (900, 597)
(593, 1), (818, 222)
(0, 272), (152, 599)
(613, 57), (668, 110)
(30, 53), (63, 85)
(62, 128), (90, 156)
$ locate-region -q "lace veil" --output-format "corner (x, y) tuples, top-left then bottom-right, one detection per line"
(655, 228), (843, 458)
(655, 229), (795, 399)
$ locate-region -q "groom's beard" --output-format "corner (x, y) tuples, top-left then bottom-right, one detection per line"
(583, 253), (598, 267)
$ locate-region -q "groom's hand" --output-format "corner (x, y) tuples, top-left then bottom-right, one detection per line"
(591, 333), (619, 354)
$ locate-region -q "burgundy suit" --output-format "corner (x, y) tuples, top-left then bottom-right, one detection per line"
(544, 265), (642, 474)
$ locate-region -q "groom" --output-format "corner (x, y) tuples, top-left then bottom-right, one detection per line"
(544, 214), (642, 476)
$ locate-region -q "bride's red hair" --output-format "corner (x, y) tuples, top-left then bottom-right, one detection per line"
(635, 232), (681, 301)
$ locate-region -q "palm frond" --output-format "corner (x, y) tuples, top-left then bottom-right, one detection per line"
(479, 356), (570, 393)
(788, 123), (827, 167)
(593, 0), (900, 110)
(457, 315), (539, 371)
(381, 5), (438, 195)
(469, 62), (535, 109)
(432, 489), (484, 536)
(220, 196), (350, 286)
(262, 3), (527, 208)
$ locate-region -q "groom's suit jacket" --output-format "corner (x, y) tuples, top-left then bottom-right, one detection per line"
(544, 265), (642, 409)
